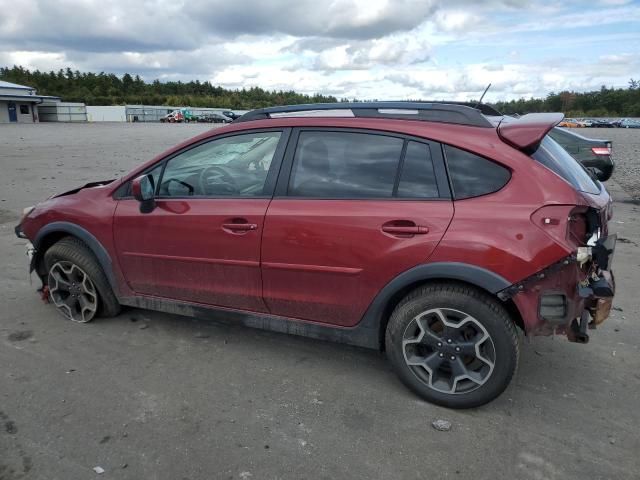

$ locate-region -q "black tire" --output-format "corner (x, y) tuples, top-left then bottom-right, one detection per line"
(385, 283), (519, 408)
(44, 236), (120, 320)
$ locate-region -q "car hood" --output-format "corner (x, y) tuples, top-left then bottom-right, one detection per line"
(53, 179), (117, 198)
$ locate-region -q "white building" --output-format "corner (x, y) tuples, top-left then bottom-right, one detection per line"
(0, 80), (61, 123)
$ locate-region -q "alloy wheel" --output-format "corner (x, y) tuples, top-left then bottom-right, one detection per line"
(402, 308), (496, 394)
(48, 261), (98, 323)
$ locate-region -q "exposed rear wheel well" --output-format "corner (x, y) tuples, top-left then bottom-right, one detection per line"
(378, 278), (524, 351)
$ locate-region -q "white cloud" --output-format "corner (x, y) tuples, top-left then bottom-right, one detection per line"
(0, 0), (638, 101)
(433, 10), (482, 32)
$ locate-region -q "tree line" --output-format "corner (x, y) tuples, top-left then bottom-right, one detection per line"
(0, 66), (337, 109)
(491, 80), (640, 117)
(1, 65), (639, 116)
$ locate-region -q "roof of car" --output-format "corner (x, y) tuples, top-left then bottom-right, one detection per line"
(233, 102), (563, 151)
(236, 102), (495, 128)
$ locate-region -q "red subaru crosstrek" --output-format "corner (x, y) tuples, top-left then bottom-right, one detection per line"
(15, 102), (616, 408)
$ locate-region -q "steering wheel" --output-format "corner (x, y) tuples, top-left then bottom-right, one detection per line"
(247, 156), (267, 172)
(198, 165), (238, 195)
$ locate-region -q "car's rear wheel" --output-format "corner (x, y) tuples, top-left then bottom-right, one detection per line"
(385, 283), (518, 408)
(44, 237), (120, 322)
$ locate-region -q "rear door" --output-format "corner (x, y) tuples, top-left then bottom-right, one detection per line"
(261, 128), (454, 327)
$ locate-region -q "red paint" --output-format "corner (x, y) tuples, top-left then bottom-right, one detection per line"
(20, 113), (613, 339)
(112, 198), (269, 311)
(261, 199), (454, 326)
(498, 113), (565, 149)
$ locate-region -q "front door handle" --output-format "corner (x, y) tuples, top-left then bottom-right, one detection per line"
(381, 221), (429, 236)
(222, 222), (258, 232)
(382, 225), (429, 235)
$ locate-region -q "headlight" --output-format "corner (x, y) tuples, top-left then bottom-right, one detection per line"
(21, 205), (35, 221)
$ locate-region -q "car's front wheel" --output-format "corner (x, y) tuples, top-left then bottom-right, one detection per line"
(44, 237), (120, 322)
(385, 283), (519, 408)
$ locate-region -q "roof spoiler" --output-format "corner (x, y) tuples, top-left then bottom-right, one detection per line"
(498, 113), (564, 151)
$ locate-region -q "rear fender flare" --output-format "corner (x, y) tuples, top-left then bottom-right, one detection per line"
(32, 221), (118, 294)
(359, 262), (512, 349)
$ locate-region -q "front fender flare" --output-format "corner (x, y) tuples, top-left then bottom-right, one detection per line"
(32, 221), (118, 294)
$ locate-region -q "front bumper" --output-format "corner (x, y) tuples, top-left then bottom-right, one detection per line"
(501, 235), (616, 342)
(15, 223), (27, 239)
(16, 221), (38, 274)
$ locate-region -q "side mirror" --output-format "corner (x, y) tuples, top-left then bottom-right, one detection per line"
(132, 175), (156, 213)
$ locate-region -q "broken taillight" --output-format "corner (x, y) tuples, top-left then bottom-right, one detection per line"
(531, 205), (595, 251)
(567, 207), (590, 247)
(531, 205), (575, 250)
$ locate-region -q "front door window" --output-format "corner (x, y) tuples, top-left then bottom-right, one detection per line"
(159, 131), (282, 197)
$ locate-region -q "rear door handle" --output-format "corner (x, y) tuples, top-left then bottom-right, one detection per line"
(381, 225), (429, 235)
(222, 223), (258, 231)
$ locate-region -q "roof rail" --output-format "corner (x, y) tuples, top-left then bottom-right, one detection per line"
(420, 101), (503, 116)
(235, 102), (494, 127)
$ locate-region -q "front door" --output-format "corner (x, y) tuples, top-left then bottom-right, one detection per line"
(261, 129), (454, 327)
(7, 102), (17, 122)
(113, 129), (288, 312)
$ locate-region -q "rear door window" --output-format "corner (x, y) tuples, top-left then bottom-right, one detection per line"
(288, 131), (403, 198)
(444, 145), (511, 199)
(531, 135), (600, 194)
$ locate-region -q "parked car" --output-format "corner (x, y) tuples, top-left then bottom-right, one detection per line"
(198, 113), (232, 123)
(182, 109), (199, 123)
(15, 102), (616, 409)
(222, 110), (242, 121)
(159, 110), (184, 123)
(619, 118), (640, 128)
(558, 118), (581, 128)
(548, 127), (614, 181)
(590, 119), (615, 128)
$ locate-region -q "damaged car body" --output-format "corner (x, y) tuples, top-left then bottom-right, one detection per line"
(15, 102), (616, 409)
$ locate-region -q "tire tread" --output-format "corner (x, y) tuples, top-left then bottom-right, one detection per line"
(44, 236), (120, 318)
(385, 282), (519, 408)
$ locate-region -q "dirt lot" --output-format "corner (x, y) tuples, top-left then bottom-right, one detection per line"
(0, 124), (639, 480)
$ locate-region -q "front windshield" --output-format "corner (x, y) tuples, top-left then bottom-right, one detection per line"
(531, 135), (600, 195)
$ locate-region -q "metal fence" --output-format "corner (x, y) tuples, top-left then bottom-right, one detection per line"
(39, 102), (87, 122)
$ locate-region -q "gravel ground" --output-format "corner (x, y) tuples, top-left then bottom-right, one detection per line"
(579, 128), (640, 200)
(0, 123), (639, 480)
(0, 123), (215, 215)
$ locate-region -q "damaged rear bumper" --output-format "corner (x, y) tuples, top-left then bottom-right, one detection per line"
(499, 235), (616, 343)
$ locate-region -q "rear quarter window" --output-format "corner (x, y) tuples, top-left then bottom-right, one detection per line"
(531, 135), (600, 195)
(444, 145), (511, 199)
